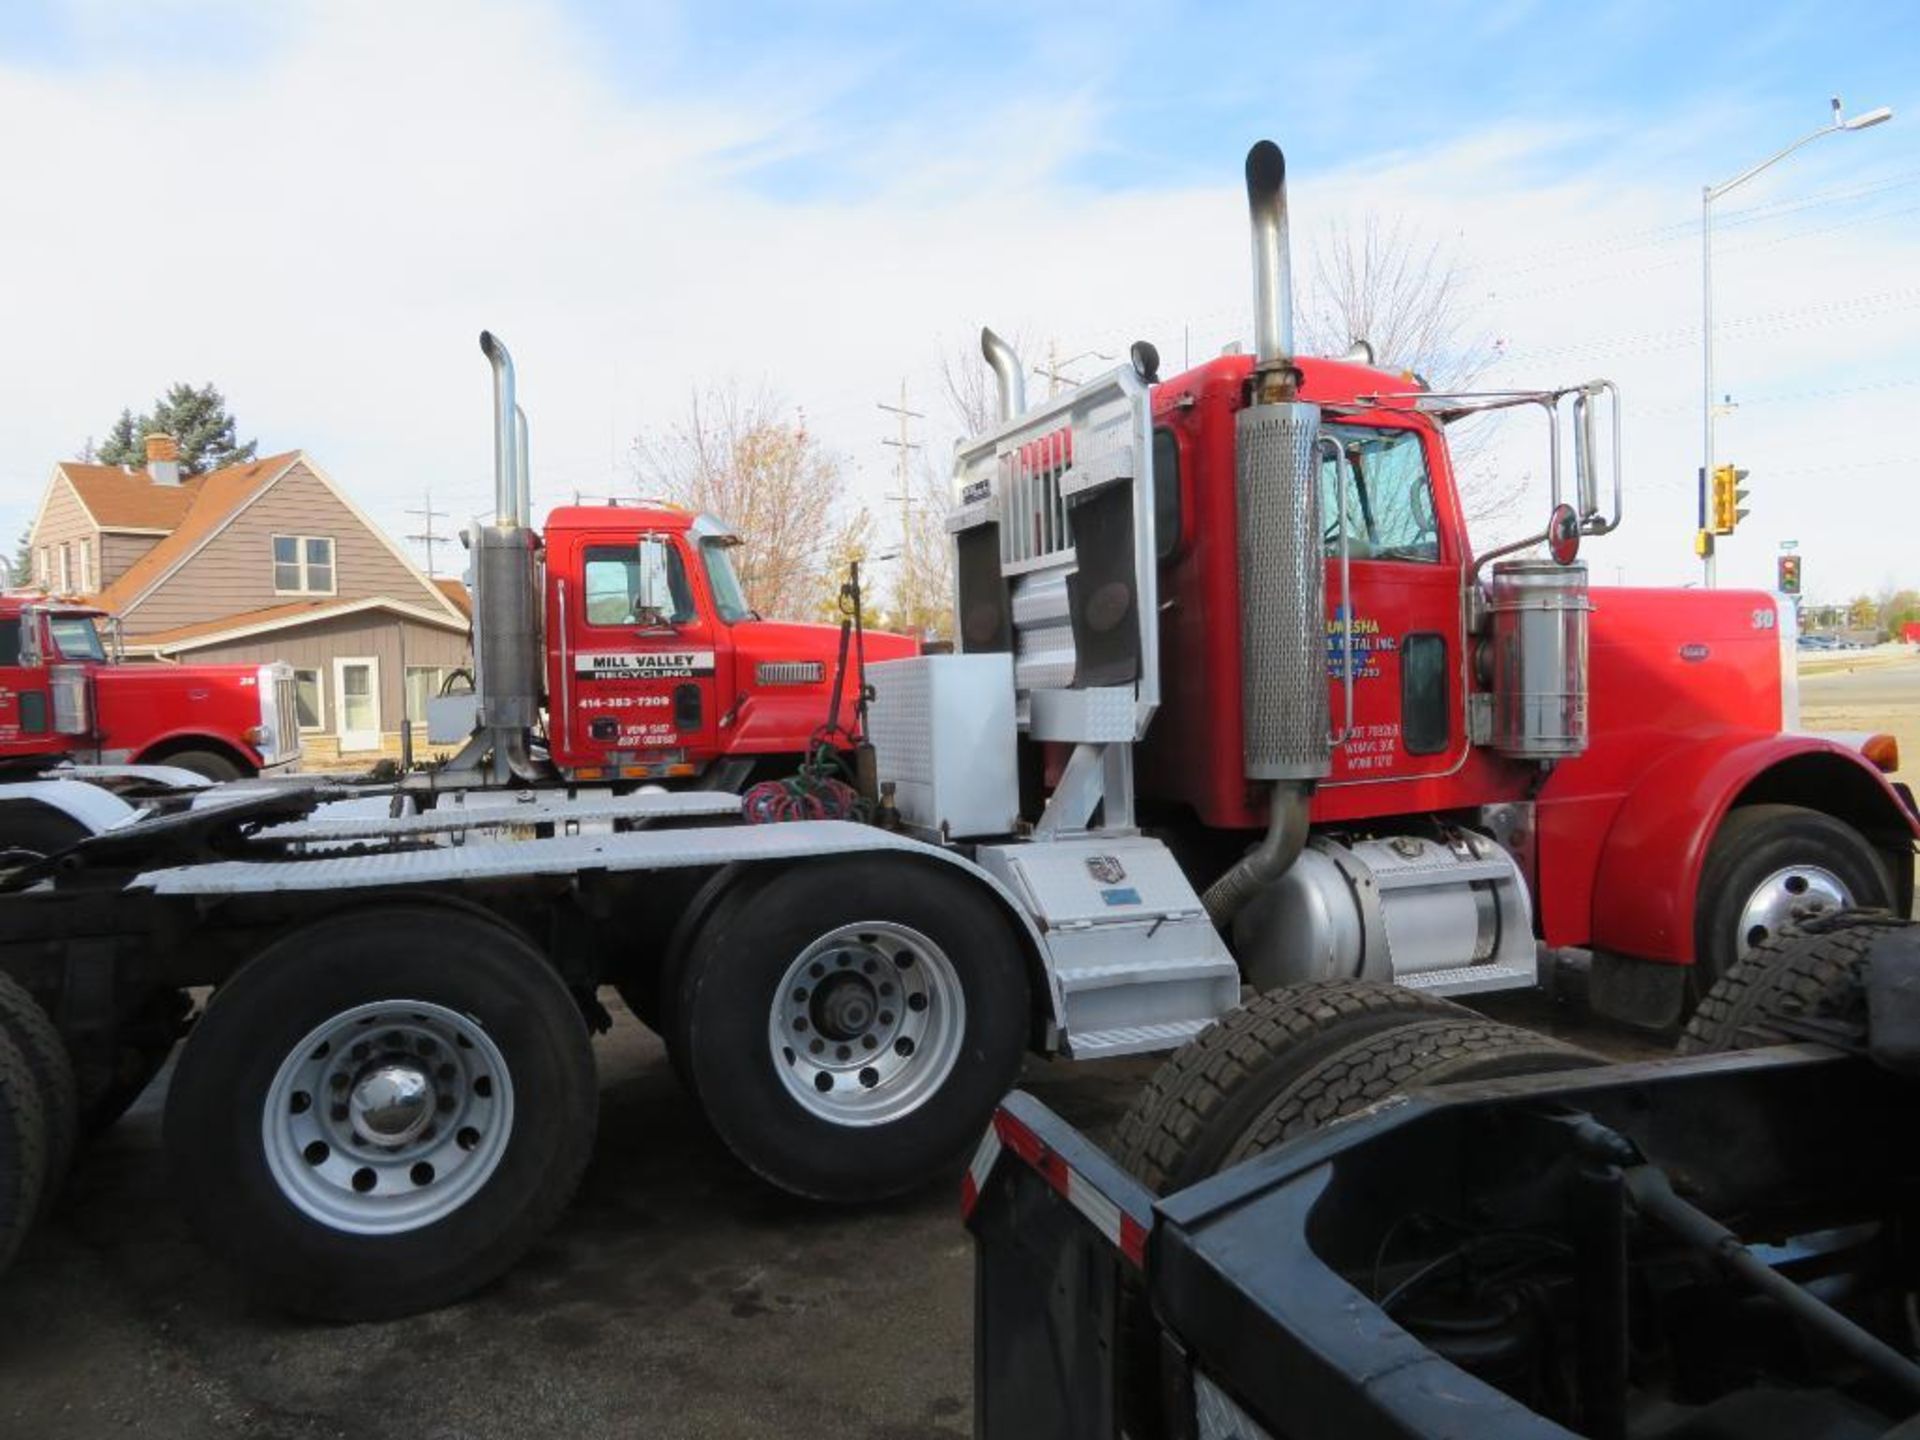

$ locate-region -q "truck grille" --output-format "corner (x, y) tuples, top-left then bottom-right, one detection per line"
(756, 660), (826, 686)
(273, 670), (301, 765)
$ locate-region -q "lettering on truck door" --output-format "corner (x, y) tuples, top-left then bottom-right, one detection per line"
(572, 536), (720, 765)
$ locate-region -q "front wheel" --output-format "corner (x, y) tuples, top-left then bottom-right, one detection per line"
(673, 858), (1030, 1203)
(1694, 804), (1892, 991)
(164, 904), (598, 1320)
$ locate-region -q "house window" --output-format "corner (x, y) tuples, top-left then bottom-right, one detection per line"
(293, 668), (324, 731)
(273, 535), (336, 594)
(75, 539), (90, 594)
(405, 665), (454, 724)
(58, 543), (71, 592)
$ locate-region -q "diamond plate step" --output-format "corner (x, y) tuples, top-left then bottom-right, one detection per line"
(1396, 961), (1538, 997)
(1066, 1018), (1216, 1060)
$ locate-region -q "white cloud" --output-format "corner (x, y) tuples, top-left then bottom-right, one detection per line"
(1, 0), (1914, 607)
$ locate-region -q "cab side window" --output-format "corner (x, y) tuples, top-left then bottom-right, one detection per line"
(582, 544), (697, 626)
(0, 622), (20, 667)
(1319, 423), (1441, 563)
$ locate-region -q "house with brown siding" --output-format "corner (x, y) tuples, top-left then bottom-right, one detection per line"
(27, 435), (472, 764)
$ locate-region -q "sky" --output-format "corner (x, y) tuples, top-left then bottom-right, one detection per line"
(2, 0), (1918, 604)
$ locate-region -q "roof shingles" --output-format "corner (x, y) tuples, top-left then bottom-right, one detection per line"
(91, 452), (302, 613)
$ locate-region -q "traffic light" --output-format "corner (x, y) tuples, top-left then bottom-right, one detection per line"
(1709, 464), (1751, 535)
(1777, 554), (1802, 594)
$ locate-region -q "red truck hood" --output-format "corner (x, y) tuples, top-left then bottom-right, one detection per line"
(736, 619), (919, 664)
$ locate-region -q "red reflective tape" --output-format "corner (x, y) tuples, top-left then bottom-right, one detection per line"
(1117, 1213), (1149, 1270)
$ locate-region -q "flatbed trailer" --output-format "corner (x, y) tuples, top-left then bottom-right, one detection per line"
(968, 942), (1920, 1439)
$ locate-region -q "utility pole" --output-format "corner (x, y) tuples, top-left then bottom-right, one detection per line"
(878, 381), (925, 627)
(406, 489), (450, 578)
(1034, 342), (1118, 394)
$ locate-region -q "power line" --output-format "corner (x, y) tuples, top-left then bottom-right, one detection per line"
(878, 379), (925, 598)
(405, 488), (451, 578)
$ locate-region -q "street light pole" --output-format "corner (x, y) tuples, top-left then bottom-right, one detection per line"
(1699, 96), (1891, 588)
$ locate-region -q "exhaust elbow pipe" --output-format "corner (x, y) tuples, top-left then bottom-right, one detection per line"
(1245, 141), (1298, 398)
(1203, 785), (1311, 928)
(981, 326), (1026, 424)
(480, 330), (518, 528)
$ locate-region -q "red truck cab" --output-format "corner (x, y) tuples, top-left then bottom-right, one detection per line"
(539, 505), (916, 782)
(0, 595), (301, 781)
(1135, 352), (1915, 1009)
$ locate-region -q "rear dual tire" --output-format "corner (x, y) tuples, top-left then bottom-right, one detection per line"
(671, 857), (1030, 1203)
(165, 905), (597, 1320)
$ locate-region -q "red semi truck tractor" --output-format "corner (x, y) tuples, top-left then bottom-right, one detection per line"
(952, 141), (1915, 1028)
(420, 342), (917, 791)
(0, 593), (300, 785)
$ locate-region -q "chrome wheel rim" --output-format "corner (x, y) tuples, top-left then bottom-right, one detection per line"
(767, 921), (965, 1127)
(262, 1000), (514, 1235)
(1735, 864), (1852, 957)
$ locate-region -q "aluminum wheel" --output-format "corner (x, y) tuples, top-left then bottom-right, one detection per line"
(1735, 864), (1852, 957)
(262, 999), (514, 1235)
(767, 921), (966, 1126)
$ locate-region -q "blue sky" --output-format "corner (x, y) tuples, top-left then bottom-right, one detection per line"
(2, 0), (1917, 599)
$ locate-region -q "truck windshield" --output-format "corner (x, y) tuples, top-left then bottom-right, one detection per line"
(702, 539), (755, 623)
(1320, 423), (1440, 563)
(47, 615), (106, 661)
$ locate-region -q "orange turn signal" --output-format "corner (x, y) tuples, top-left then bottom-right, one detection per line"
(1862, 733), (1900, 773)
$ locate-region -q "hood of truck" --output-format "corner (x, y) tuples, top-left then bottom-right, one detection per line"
(734, 618), (918, 665)
(722, 619), (919, 751)
(1585, 585), (1796, 742)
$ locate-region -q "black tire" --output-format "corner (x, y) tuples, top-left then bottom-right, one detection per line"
(673, 857), (1030, 1203)
(0, 1024), (48, 1279)
(164, 905), (598, 1320)
(1214, 1017), (1603, 1168)
(153, 749), (246, 783)
(1694, 804), (1892, 992)
(1112, 981), (1470, 1194)
(0, 973), (77, 1216)
(0, 801), (91, 860)
(1678, 909), (1906, 1055)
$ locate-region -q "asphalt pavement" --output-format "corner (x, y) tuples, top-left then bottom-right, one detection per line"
(0, 1003), (1160, 1440)
(1801, 645), (1919, 786)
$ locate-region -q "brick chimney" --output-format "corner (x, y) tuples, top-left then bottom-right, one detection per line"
(145, 432), (181, 486)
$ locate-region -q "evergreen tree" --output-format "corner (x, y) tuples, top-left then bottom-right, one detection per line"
(94, 384), (257, 476)
(9, 528), (30, 587)
(95, 409), (140, 468)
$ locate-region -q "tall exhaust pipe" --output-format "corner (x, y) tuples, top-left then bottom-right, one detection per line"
(514, 403), (532, 529)
(981, 326), (1026, 424)
(1204, 140), (1329, 929)
(472, 330), (543, 783)
(1245, 140), (1297, 399)
(481, 331), (518, 525)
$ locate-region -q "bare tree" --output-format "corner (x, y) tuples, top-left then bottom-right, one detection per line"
(632, 385), (868, 622)
(1301, 216), (1526, 539)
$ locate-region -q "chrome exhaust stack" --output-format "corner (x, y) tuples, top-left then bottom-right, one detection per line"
(1206, 140), (1330, 929)
(981, 327), (1026, 424)
(468, 330), (543, 783)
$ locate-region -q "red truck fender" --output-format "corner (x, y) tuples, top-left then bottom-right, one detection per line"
(1590, 732), (1918, 965)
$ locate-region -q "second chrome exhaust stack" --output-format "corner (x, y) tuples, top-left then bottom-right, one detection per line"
(981, 327), (1026, 424)
(1207, 139), (1330, 929)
